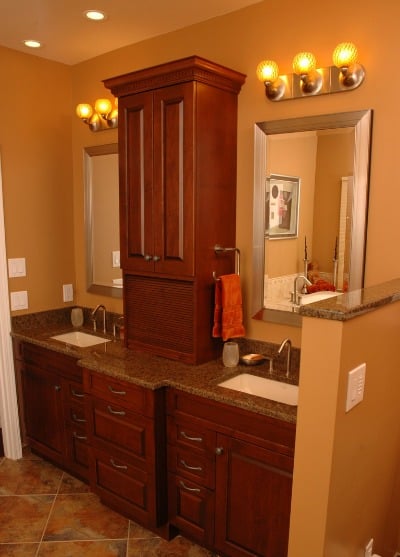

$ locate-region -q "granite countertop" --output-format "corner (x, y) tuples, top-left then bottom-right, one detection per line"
(299, 278), (400, 320)
(11, 312), (298, 425)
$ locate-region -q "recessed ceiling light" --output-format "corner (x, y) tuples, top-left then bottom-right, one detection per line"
(84, 10), (107, 21)
(23, 39), (42, 49)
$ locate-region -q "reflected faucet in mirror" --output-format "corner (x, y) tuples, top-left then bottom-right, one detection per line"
(292, 275), (312, 306)
(252, 110), (372, 327)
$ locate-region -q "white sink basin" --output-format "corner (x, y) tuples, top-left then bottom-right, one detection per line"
(300, 291), (341, 305)
(218, 373), (298, 406)
(51, 331), (111, 347)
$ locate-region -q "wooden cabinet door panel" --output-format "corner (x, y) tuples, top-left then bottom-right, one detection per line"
(215, 434), (293, 557)
(22, 364), (65, 460)
(153, 83), (194, 276)
(119, 91), (154, 272)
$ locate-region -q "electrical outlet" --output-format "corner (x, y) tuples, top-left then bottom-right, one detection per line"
(364, 537), (373, 557)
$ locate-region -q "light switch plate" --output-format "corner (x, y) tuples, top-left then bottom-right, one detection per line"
(63, 284), (73, 302)
(112, 250), (120, 268)
(346, 363), (366, 412)
(8, 257), (26, 277)
(10, 290), (28, 310)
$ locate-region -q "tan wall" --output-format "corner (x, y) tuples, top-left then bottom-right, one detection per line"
(0, 46), (74, 312)
(313, 130), (354, 273)
(265, 133), (317, 278)
(291, 303), (400, 556)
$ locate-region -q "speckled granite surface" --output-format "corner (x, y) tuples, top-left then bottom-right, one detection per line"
(11, 308), (299, 425)
(299, 278), (400, 320)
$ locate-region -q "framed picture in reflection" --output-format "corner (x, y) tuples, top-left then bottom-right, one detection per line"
(265, 174), (300, 239)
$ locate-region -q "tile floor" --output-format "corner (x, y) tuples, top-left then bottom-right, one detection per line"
(0, 448), (215, 556)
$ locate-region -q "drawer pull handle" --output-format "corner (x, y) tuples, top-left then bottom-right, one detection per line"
(110, 458), (128, 470)
(107, 405), (126, 416)
(180, 431), (203, 443)
(71, 389), (84, 398)
(72, 413), (86, 423)
(179, 481), (201, 493)
(108, 385), (127, 396)
(73, 432), (87, 441)
(180, 459), (203, 472)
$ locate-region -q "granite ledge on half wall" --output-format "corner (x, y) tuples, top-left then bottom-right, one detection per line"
(299, 278), (400, 321)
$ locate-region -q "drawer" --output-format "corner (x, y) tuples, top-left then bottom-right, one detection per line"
(167, 415), (216, 453)
(89, 398), (154, 466)
(22, 342), (82, 381)
(168, 445), (214, 489)
(168, 472), (214, 546)
(91, 447), (156, 528)
(65, 399), (88, 429)
(84, 370), (152, 415)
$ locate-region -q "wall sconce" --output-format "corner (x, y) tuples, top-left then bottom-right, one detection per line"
(76, 97), (118, 131)
(257, 42), (365, 101)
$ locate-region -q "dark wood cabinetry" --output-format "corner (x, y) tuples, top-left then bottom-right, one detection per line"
(19, 343), (89, 481)
(105, 57), (246, 364)
(167, 388), (295, 557)
(84, 369), (167, 531)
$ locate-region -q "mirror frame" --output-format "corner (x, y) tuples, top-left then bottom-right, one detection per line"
(84, 143), (122, 299)
(252, 109), (372, 326)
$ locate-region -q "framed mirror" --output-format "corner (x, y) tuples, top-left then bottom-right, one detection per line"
(84, 143), (122, 298)
(252, 110), (372, 326)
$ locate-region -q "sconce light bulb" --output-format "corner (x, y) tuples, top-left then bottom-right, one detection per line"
(256, 60), (279, 83)
(94, 98), (112, 117)
(292, 52), (317, 76)
(76, 103), (93, 120)
(332, 42), (358, 69)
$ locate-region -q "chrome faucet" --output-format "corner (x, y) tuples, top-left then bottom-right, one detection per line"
(91, 304), (106, 334)
(293, 274), (312, 305)
(277, 338), (292, 377)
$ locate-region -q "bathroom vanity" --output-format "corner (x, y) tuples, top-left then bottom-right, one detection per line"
(12, 311), (297, 556)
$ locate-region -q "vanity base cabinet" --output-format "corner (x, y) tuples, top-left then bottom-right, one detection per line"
(84, 370), (167, 531)
(19, 343), (89, 481)
(167, 389), (295, 557)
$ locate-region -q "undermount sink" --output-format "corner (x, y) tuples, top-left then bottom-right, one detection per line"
(51, 331), (111, 348)
(300, 291), (342, 305)
(218, 373), (298, 406)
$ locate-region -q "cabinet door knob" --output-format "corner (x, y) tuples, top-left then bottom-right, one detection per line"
(153, 255), (161, 262)
(215, 447), (224, 456)
(144, 254), (153, 261)
(55, 385), (61, 392)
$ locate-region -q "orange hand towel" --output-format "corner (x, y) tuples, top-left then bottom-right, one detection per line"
(212, 274), (245, 342)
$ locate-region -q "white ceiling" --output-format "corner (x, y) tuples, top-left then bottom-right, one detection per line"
(0, 0), (262, 65)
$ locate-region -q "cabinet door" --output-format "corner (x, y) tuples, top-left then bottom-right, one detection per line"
(22, 364), (65, 462)
(215, 434), (293, 557)
(152, 82), (194, 276)
(119, 91), (154, 272)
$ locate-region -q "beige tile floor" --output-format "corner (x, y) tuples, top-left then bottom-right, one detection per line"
(0, 449), (215, 556)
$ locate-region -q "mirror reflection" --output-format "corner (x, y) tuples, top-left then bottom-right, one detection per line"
(84, 143), (122, 298)
(252, 110), (372, 326)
